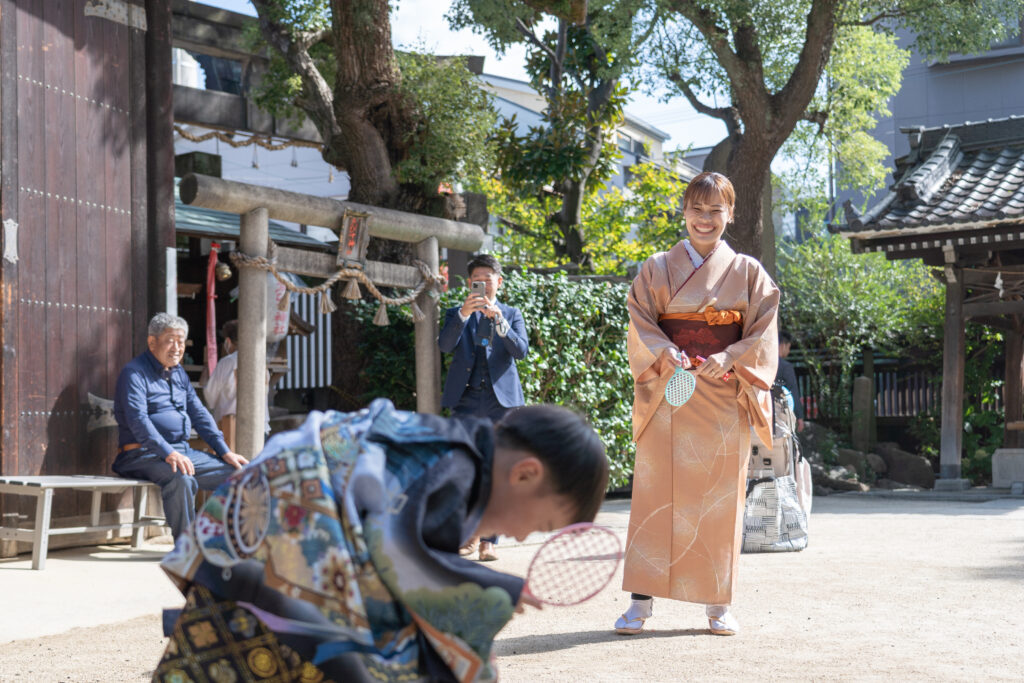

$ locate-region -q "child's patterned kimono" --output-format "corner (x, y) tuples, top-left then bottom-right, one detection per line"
(155, 399), (522, 683)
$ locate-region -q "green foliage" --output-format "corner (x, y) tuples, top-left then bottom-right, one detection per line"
(776, 233), (943, 432)
(392, 51), (498, 189)
(475, 159), (687, 273)
(246, 1), (332, 124)
(353, 273), (636, 489)
(585, 159), (689, 274)
(887, 0), (1024, 61)
(246, 2), (497, 192)
(450, 0), (655, 264)
(907, 326), (1005, 484)
(644, 0), (1024, 246)
(352, 300), (419, 410)
(775, 25), (909, 224)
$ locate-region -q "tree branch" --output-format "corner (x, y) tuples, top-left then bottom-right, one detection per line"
(515, 17), (558, 64)
(664, 69), (740, 131)
(665, 2), (749, 93)
(772, 0), (841, 144)
(730, 18), (765, 84)
(250, 1), (340, 146)
(844, 9), (903, 27)
(632, 9), (661, 53)
(803, 109), (828, 133)
(498, 216), (548, 241)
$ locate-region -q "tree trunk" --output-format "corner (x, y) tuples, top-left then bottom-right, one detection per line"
(554, 177), (588, 266)
(330, 0), (416, 209)
(724, 135), (773, 263)
(702, 134), (776, 276)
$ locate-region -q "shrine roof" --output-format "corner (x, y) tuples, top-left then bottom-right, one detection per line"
(833, 116), (1024, 239)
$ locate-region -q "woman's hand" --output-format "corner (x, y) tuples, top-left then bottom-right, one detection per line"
(692, 352), (732, 379)
(666, 348), (692, 370)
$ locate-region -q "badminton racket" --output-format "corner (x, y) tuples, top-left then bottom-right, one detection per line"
(664, 355), (732, 407)
(521, 523), (622, 607)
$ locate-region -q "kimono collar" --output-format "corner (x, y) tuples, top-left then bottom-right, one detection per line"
(682, 238), (731, 269)
(682, 239), (705, 268)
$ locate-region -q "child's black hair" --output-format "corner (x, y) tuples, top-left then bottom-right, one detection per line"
(494, 405), (609, 523)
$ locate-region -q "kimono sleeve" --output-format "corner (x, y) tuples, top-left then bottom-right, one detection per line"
(627, 254), (675, 381)
(417, 449), (525, 605)
(723, 257), (780, 446)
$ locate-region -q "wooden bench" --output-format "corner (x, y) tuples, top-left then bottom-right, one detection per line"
(0, 475), (167, 570)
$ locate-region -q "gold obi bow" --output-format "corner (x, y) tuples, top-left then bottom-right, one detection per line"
(659, 306), (743, 326)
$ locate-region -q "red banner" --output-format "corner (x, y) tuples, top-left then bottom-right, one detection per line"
(206, 242), (221, 373)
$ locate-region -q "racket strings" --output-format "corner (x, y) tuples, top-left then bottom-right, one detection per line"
(665, 367), (696, 406)
(527, 526), (621, 606)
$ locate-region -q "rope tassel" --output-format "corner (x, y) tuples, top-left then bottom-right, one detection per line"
(342, 278), (361, 300)
(373, 302), (390, 326)
(319, 291), (337, 314)
(409, 300), (425, 323)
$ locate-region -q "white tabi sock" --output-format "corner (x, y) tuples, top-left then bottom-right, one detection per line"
(705, 604), (729, 618)
(624, 597), (654, 621)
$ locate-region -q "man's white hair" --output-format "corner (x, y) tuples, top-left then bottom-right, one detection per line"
(148, 312), (189, 338)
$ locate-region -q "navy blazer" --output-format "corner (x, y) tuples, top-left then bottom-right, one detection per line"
(438, 302), (529, 409)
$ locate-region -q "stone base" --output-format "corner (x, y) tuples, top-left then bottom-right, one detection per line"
(992, 449), (1024, 489)
(934, 478), (971, 491)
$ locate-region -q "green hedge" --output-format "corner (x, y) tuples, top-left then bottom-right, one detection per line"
(354, 272), (635, 488)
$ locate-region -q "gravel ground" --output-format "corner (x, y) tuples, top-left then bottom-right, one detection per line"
(2, 494), (1023, 682)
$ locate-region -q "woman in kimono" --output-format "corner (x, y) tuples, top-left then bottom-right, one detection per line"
(155, 398), (608, 683)
(614, 171), (779, 637)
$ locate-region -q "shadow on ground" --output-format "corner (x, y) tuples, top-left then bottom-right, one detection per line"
(495, 627), (706, 657)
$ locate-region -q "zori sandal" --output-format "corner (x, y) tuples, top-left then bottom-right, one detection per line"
(614, 613), (647, 635)
(708, 611), (739, 636)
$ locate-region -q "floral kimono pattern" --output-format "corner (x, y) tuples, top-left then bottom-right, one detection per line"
(156, 399), (522, 683)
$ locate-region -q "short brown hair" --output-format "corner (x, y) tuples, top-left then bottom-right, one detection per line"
(683, 171), (735, 210)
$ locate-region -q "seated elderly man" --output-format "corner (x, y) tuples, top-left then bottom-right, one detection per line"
(113, 313), (248, 539)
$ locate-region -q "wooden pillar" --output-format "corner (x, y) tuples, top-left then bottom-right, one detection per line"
(851, 376), (873, 453)
(1004, 315), (1024, 449)
(414, 237), (441, 414)
(129, 9), (149, 352)
(145, 0), (175, 316)
(862, 347), (877, 450)
(0, 0), (20, 558)
(937, 268), (968, 489)
(237, 208), (268, 458)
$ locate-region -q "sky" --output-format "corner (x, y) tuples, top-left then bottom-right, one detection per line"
(194, 0), (727, 152)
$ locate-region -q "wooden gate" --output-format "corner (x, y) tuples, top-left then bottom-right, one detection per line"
(0, 0), (152, 534)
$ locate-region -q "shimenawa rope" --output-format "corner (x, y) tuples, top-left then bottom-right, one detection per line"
(229, 241), (444, 325)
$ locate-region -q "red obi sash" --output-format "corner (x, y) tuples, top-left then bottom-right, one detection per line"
(658, 308), (742, 359)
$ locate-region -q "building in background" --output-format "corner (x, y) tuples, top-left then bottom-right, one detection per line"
(838, 21), (1024, 214)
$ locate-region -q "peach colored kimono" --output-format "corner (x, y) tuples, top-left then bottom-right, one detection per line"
(622, 240), (779, 605)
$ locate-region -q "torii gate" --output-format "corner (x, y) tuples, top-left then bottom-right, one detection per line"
(180, 173), (485, 458)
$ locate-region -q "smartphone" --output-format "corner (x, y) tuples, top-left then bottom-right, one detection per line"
(471, 280), (487, 299)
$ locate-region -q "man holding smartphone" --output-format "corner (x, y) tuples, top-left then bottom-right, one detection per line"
(438, 253), (530, 561)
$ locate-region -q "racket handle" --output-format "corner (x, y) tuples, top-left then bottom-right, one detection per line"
(694, 355), (732, 381)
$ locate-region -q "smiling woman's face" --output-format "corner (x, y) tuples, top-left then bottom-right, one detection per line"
(684, 190), (733, 257)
